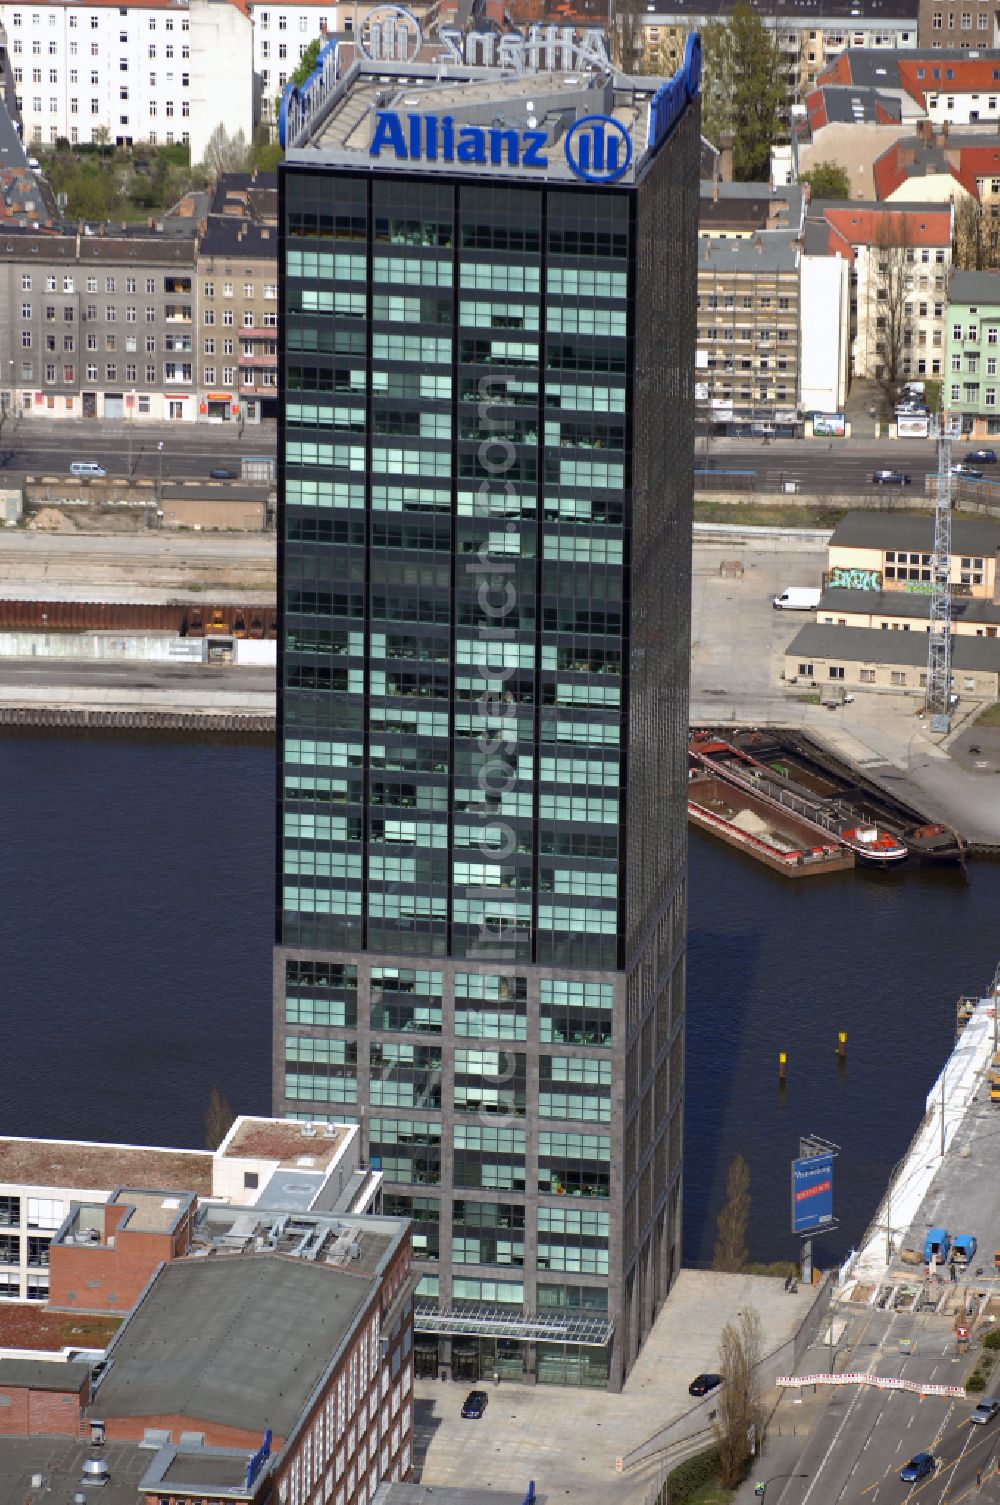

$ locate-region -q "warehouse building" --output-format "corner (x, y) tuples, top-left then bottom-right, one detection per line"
(827, 511), (1000, 600)
(817, 586), (1000, 637)
(785, 622), (1000, 697)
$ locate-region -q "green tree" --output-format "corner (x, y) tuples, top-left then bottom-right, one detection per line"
(802, 159), (851, 200)
(712, 1153), (751, 1273)
(252, 125), (283, 172)
(702, 3), (787, 181)
(276, 36), (323, 117)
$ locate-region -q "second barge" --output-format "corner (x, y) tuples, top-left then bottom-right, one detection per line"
(688, 769), (855, 877)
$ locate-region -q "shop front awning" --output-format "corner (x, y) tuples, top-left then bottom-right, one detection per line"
(414, 1301), (613, 1347)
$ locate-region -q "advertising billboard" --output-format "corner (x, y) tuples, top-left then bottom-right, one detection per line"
(791, 1153), (834, 1234)
(813, 413), (846, 438)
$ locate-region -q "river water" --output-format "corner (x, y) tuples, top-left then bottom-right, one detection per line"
(1, 730), (996, 1271)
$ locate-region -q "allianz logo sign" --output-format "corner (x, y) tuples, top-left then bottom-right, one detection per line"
(369, 111), (632, 184)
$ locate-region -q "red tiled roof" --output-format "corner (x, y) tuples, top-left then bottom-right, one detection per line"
(898, 56), (1000, 107)
(822, 203), (953, 258)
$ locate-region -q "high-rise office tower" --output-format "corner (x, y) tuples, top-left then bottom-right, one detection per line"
(274, 24), (700, 1391)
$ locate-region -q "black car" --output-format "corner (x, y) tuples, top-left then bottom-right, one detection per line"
(210, 467), (237, 480)
(461, 1390), (488, 1419)
(872, 470), (911, 485)
(966, 449), (998, 464)
(688, 1373), (723, 1397)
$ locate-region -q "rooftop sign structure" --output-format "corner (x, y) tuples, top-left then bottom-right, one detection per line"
(356, 4), (613, 73)
(280, 12), (701, 173)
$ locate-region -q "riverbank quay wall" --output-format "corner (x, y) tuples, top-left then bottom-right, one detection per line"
(837, 963), (1000, 1298)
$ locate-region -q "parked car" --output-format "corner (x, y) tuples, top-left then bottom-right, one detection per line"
(899, 1454), (936, 1482)
(461, 1390), (488, 1419)
(872, 470), (912, 485)
(952, 464), (984, 479)
(970, 1400), (1000, 1425)
(966, 449), (997, 464)
(209, 467), (238, 480)
(688, 1373), (723, 1397)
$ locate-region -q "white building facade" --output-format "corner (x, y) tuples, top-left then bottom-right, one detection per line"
(0, 0), (192, 148)
(0, 0), (342, 155)
(800, 253), (851, 413)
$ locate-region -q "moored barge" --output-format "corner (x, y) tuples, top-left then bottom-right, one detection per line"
(688, 768), (855, 877)
(690, 733), (909, 866)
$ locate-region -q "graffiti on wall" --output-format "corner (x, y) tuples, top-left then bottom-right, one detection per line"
(829, 567), (882, 591)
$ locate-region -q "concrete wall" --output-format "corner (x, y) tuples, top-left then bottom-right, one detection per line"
(234, 638), (276, 666)
(800, 254), (851, 413)
(188, 0), (255, 167)
(0, 634), (206, 662)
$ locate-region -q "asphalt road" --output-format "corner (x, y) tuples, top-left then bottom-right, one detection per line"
(0, 415), (277, 481)
(775, 1308), (1000, 1505)
(698, 438), (991, 495)
(0, 661), (274, 691)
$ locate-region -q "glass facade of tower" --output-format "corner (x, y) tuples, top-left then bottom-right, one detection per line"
(275, 96), (699, 1392)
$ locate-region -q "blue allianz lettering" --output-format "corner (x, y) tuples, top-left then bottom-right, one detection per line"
(370, 112), (549, 168)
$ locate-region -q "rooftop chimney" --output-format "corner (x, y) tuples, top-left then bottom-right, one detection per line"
(718, 131), (735, 184)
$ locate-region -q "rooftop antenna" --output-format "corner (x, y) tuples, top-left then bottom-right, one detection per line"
(926, 405), (961, 731)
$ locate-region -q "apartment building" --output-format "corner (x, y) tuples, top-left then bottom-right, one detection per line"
(197, 221), (277, 422)
(945, 267), (1000, 433)
(0, 0), (338, 160)
(642, 0), (918, 102)
(820, 46), (1000, 123)
(696, 184), (806, 430)
(0, 0), (193, 149)
(0, 229), (198, 420)
(807, 200), (953, 380)
(918, 0), (1000, 49)
(697, 233), (802, 431)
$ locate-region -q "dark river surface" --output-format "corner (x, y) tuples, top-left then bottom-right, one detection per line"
(1, 730), (996, 1272)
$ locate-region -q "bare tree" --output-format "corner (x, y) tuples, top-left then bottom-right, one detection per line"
(714, 1306), (765, 1488)
(610, 0), (646, 73)
(204, 1086), (236, 1150)
(872, 211), (914, 391)
(713, 1153), (751, 1273)
(201, 123), (251, 179)
(954, 194), (1000, 271)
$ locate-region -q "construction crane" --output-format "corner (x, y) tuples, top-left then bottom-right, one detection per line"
(926, 410), (961, 730)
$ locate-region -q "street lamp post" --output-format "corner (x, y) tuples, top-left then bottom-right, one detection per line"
(754, 1473), (808, 1500)
(156, 440), (164, 502)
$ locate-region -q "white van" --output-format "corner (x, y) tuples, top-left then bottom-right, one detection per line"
(69, 461), (107, 478)
(773, 587), (821, 611)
